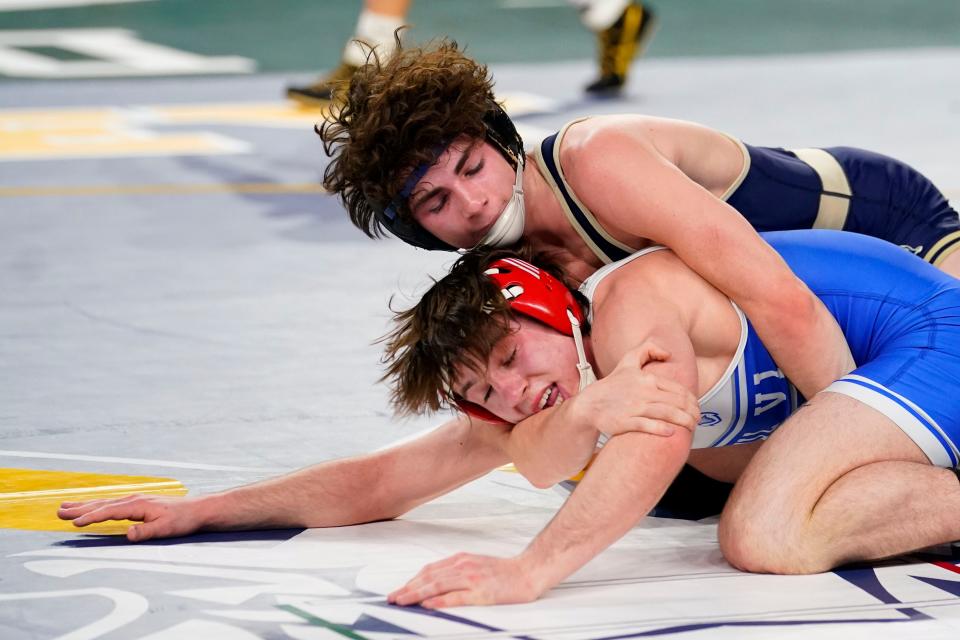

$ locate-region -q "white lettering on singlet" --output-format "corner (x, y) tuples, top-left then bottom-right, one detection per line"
(753, 368), (787, 416)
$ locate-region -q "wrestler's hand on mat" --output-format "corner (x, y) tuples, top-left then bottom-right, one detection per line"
(388, 552), (542, 608)
(571, 343), (699, 437)
(58, 494), (205, 542)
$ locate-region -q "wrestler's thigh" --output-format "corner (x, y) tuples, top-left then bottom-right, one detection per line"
(722, 391), (929, 526)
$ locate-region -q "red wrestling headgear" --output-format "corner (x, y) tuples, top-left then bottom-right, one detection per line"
(453, 257), (594, 424)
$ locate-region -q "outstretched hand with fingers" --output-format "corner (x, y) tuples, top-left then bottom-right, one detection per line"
(58, 494), (207, 542)
(388, 552), (541, 609)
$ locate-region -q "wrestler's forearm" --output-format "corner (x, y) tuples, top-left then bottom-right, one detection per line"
(746, 282), (855, 398)
(198, 455), (405, 531)
(619, 166), (855, 399)
(515, 430), (691, 593)
(201, 418), (511, 531)
(504, 400), (600, 488)
(59, 418), (510, 541)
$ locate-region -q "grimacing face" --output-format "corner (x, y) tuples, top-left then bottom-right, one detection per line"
(452, 317), (581, 424)
(409, 136), (517, 249)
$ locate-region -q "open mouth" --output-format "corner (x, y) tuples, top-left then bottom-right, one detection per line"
(537, 384), (563, 411)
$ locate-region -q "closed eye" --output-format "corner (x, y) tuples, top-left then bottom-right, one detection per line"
(428, 193), (448, 214)
(465, 160), (483, 177)
(483, 386), (492, 403)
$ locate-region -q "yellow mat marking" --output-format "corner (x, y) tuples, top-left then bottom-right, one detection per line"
(0, 468), (186, 534)
(0, 103), (326, 160)
(0, 106), (245, 159)
(496, 461), (590, 482)
(158, 102), (329, 126)
(0, 93), (553, 161)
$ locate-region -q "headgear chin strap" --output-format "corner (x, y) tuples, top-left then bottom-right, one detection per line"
(453, 257), (595, 425)
(473, 159), (525, 249)
(375, 101), (525, 252)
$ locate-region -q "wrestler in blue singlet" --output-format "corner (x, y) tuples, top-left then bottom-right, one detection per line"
(770, 230), (960, 468)
(581, 230), (960, 468)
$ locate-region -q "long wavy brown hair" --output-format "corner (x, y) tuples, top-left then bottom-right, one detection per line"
(318, 39), (496, 238)
(380, 246), (588, 417)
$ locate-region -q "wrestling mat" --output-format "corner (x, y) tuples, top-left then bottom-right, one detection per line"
(2, 15), (960, 638)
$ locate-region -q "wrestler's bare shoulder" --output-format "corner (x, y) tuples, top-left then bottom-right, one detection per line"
(591, 247), (706, 312)
(590, 248), (739, 386)
(558, 115), (745, 196)
(560, 115), (728, 153)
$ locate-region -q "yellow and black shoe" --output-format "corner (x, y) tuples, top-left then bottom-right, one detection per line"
(585, 2), (658, 95)
(286, 62), (359, 106)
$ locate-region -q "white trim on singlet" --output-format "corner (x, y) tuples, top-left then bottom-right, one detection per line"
(579, 245), (667, 323)
(719, 134), (751, 202)
(826, 375), (959, 468)
(535, 118), (639, 264)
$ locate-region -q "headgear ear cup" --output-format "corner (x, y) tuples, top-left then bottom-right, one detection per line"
(483, 102), (524, 171)
(484, 258), (585, 333)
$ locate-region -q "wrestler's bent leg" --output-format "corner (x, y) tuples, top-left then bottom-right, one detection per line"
(718, 392), (960, 574)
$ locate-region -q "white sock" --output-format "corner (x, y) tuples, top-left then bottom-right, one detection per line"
(570, 0), (632, 32)
(342, 10), (406, 67)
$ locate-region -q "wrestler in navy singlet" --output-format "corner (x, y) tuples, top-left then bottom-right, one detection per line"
(580, 230), (960, 468)
(537, 121), (960, 268)
(729, 145), (960, 266)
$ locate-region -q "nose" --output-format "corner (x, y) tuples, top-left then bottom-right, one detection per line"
(488, 367), (528, 413)
(460, 181), (488, 221)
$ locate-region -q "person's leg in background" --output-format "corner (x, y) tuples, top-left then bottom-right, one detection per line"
(287, 0), (410, 105)
(571, 0), (658, 95)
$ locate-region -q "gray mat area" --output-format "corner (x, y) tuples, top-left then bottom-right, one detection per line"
(2, 48), (960, 638)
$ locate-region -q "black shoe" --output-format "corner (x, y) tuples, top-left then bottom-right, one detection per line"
(585, 2), (658, 95)
(286, 62), (359, 105)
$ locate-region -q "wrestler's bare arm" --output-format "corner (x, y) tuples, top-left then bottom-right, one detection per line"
(516, 429), (692, 597)
(58, 416), (511, 542)
(502, 340), (698, 488)
(563, 128), (855, 398)
(389, 417), (694, 607)
(501, 257), (701, 488)
(574, 115), (745, 196)
(388, 268), (703, 608)
(508, 287), (702, 594)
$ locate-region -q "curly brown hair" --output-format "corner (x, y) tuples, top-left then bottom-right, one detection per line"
(318, 39), (496, 241)
(380, 246), (587, 417)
